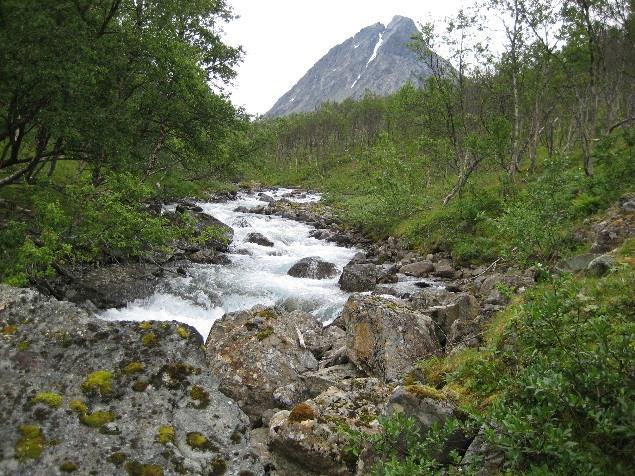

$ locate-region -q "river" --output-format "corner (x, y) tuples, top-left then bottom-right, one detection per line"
(100, 189), (359, 338)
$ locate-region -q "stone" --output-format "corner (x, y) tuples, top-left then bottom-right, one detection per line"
(429, 293), (480, 346)
(399, 260), (434, 277)
(342, 295), (441, 382)
(267, 379), (390, 475)
(246, 232), (274, 247)
(287, 257), (338, 280)
(557, 253), (599, 273)
(460, 426), (505, 475)
(176, 208), (234, 252)
(433, 261), (457, 279)
(338, 263), (380, 292)
(0, 285), (263, 476)
(205, 307), (322, 424)
(586, 254), (616, 277)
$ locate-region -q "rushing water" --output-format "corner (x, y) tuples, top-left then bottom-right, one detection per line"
(100, 189), (360, 339)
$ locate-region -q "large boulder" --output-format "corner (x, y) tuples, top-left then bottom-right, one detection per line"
(287, 257), (338, 280)
(205, 307), (323, 424)
(586, 254), (616, 277)
(399, 260), (434, 277)
(175, 208), (234, 252)
(342, 295), (441, 382)
(0, 285), (262, 476)
(246, 232), (274, 247)
(338, 263), (381, 292)
(428, 293), (480, 348)
(268, 378), (390, 475)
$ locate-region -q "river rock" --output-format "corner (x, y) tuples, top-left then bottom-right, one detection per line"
(49, 262), (160, 309)
(176, 208), (234, 252)
(0, 285), (262, 476)
(246, 232), (274, 247)
(399, 260), (434, 277)
(205, 307), (322, 424)
(342, 295), (441, 381)
(287, 257), (338, 280)
(338, 263), (381, 292)
(433, 260), (457, 279)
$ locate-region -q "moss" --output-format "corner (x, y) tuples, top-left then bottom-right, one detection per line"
(186, 432), (214, 450)
(189, 385), (210, 409)
(164, 362), (197, 380)
(69, 399), (88, 414)
(2, 324), (17, 335)
(404, 384), (446, 401)
(59, 460), (78, 472)
(255, 309), (277, 319)
(17, 341), (29, 351)
(108, 452), (127, 466)
(142, 332), (159, 347)
(80, 410), (115, 428)
(132, 380), (149, 392)
(255, 326), (274, 341)
(33, 391), (63, 408)
(125, 461), (164, 476)
(288, 402), (316, 423)
(176, 326), (189, 339)
(138, 321), (153, 330)
(81, 370), (114, 396)
(210, 457), (227, 475)
(15, 424), (45, 460)
(156, 425), (175, 445)
(123, 361), (145, 374)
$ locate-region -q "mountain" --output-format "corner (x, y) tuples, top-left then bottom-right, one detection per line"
(266, 16), (435, 117)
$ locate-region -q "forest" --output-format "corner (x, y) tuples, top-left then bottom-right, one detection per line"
(0, 0), (633, 474)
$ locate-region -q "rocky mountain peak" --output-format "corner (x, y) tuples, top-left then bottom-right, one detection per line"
(265, 16), (436, 117)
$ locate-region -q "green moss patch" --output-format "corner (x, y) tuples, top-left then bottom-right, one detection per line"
(33, 391), (63, 408)
(176, 326), (190, 339)
(256, 326), (274, 341)
(69, 399), (88, 414)
(125, 461), (164, 476)
(142, 332), (159, 347)
(189, 385), (210, 409)
(59, 460), (78, 472)
(156, 425), (175, 445)
(81, 370), (114, 396)
(123, 361), (145, 374)
(15, 424), (45, 460)
(186, 432), (215, 451)
(79, 410), (115, 428)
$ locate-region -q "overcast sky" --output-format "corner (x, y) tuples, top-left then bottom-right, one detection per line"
(222, 0), (469, 116)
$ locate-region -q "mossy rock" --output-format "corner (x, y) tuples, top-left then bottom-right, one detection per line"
(15, 424), (45, 460)
(404, 384), (445, 401)
(81, 370), (114, 396)
(255, 309), (277, 319)
(210, 457), (227, 475)
(33, 391), (63, 408)
(124, 461), (164, 476)
(138, 321), (154, 330)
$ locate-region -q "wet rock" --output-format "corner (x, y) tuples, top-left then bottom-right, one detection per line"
(176, 208), (234, 252)
(49, 263), (160, 309)
(205, 307), (321, 424)
(399, 260), (434, 277)
(246, 232), (275, 247)
(288, 257), (338, 280)
(586, 254), (616, 277)
(0, 285), (263, 476)
(342, 295), (441, 382)
(338, 263), (381, 292)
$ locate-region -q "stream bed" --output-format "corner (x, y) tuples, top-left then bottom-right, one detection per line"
(100, 189), (360, 338)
